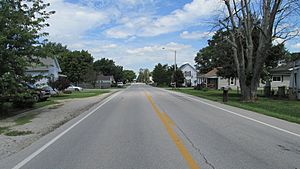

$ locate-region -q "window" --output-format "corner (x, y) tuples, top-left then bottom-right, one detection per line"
(184, 71), (191, 77)
(272, 76), (281, 82)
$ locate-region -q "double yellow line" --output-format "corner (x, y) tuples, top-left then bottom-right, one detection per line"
(145, 92), (200, 169)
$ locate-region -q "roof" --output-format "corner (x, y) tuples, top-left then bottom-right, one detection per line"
(97, 75), (114, 81)
(179, 63), (197, 72)
(200, 68), (219, 78)
(270, 62), (295, 75)
(26, 57), (62, 72)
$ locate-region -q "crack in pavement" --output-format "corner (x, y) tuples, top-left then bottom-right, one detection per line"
(157, 101), (216, 169)
(174, 122), (216, 169)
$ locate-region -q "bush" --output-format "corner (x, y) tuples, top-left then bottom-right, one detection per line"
(12, 92), (36, 108)
(63, 90), (72, 94)
(49, 76), (70, 91)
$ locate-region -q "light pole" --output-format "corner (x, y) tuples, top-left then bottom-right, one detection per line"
(162, 48), (177, 88)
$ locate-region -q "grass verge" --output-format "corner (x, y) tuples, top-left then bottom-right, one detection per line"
(5, 130), (33, 136)
(0, 127), (9, 134)
(1, 89), (110, 120)
(50, 89), (110, 101)
(14, 114), (37, 126)
(172, 88), (300, 124)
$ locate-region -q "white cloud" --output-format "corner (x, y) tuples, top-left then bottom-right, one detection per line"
(45, 0), (118, 43)
(105, 0), (222, 38)
(180, 31), (214, 40)
(291, 43), (300, 49)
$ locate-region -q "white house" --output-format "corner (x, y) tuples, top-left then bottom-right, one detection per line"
(269, 61), (293, 89)
(179, 63), (198, 87)
(25, 57), (62, 85)
(289, 60), (300, 99)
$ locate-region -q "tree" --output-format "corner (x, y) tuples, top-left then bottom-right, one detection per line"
(93, 58), (124, 82)
(122, 70), (136, 83)
(195, 30), (237, 79)
(40, 42), (69, 58)
(219, 0), (299, 101)
(94, 58), (116, 76)
(0, 0), (53, 106)
(168, 65), (185, 87)
(195, 30), (288, 80)
(58, 50), (94, 84)
(152, 63), (170, 86)
(137, 68), (150, 83)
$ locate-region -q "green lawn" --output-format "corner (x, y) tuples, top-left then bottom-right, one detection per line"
(172, 88), (300, 124)
(0, 89), (110, 119)
(50, 89), (110, 100)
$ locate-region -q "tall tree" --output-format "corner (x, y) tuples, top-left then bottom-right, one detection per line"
(195, 30), (236, 79)
(220, 0), (299, 101)
(0, 0), (53, 101)
(59, 50), (94, 84)
(168, 65), (185, 87)
(152, 63), (170, 86)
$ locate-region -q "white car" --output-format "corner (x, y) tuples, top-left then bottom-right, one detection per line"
(117, 82), (124, 88)
(66, 85), (83, 91)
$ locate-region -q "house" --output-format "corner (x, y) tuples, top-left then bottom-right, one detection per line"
(269, 62), (294, 89)
(96, 75), (115, 88)
(289, 60), (300, 100)
(179, 63), (198, 87)
(198, 68), (240, 89)
(25, 57), (62, 85)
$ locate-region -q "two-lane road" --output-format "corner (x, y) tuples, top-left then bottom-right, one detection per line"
(2, 84), (300, 169)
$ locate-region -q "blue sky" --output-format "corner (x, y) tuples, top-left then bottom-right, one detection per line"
(45, 0), (300, 72)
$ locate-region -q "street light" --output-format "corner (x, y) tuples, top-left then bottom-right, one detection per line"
(162, 47), (177, 88)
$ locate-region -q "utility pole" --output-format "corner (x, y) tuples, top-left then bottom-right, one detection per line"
(174, 50), (177, 89)
(162, 48), (177, 89)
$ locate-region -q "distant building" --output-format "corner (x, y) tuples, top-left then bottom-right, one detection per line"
(96, 75), (115, 88)
(179, 63), (197, 87)
(25, 57), (62, 85)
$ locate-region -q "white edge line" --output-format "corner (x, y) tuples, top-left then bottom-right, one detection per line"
(12, 91), (121, 169)
(163, 89), (300, 138)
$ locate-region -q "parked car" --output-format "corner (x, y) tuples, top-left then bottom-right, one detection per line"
(23, 84), (51, 101)
(117, 82), (124, 88)
(41, 86), (58, 96)
(65, 85), (83, 91)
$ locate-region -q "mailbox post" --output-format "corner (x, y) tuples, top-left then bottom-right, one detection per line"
(223, 87), (229, 102)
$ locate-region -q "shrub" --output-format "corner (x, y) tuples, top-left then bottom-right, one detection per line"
(49, 76), (70, 91)
(63, 90), (72, 94)
(12, 92), (36, 108)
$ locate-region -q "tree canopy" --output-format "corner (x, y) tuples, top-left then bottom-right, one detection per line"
(58, 50), (94, 84)
(0, 0), (53, 100)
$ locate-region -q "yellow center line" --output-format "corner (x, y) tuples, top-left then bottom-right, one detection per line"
(144, 92), (200, 169)
(162, 112), (175, 126)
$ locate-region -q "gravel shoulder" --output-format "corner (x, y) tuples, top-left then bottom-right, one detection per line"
(0, 90), (118, 160)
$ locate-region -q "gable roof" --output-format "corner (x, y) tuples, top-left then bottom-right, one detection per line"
(270, 61), (298, 75)
(201, 68), (219, 78)
(97, 75), (114, 81)
(26, 57), (61, 72)
(179, 63), (197, 72)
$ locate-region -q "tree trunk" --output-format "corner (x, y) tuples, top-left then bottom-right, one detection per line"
(238, 69), (259, 102)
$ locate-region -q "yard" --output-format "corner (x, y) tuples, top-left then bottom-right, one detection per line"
(0, 89), (110, 119)
(172, 88), (300, 124)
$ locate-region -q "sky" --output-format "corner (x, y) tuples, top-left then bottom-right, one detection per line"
(44, 0), (300, 72)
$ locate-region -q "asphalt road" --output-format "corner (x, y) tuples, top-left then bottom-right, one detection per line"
(2, 83), (300, 169)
